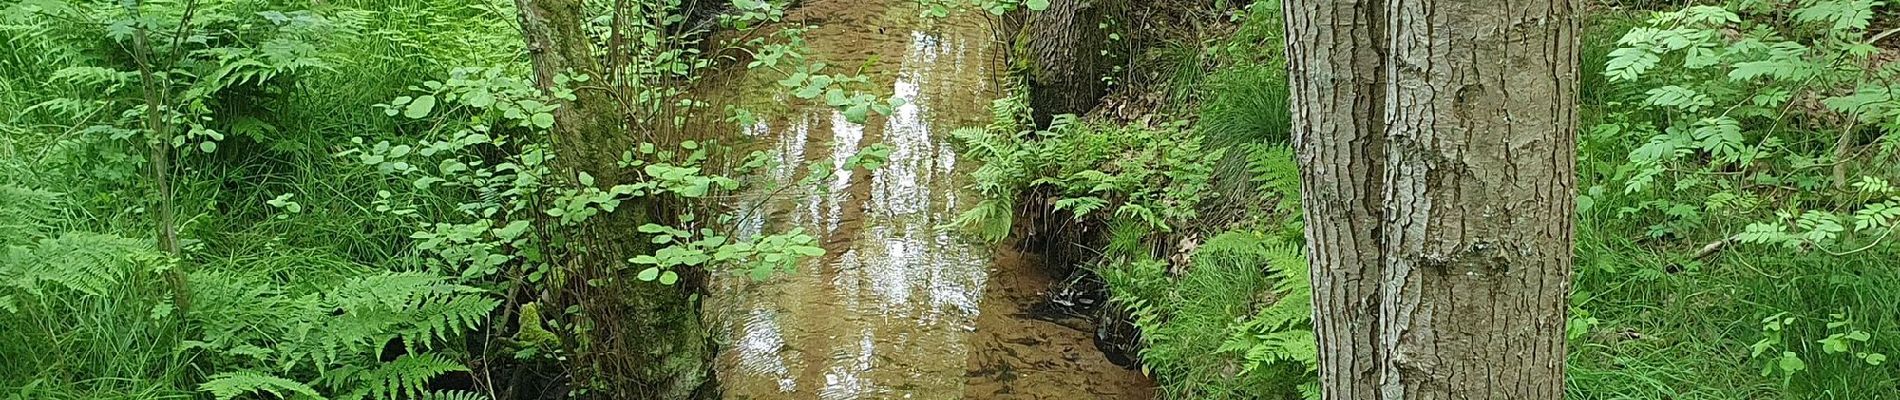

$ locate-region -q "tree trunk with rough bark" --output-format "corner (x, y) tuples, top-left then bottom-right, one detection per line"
(1014, 0), (1122, 125)
(1282, 0), (1386, 397)
(1284, 0), (1578, 398)
(515, 1), (711, 398)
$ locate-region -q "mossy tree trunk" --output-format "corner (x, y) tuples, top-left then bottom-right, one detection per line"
(1285, 0), (1579, 398)
(515, 1), (710, 398)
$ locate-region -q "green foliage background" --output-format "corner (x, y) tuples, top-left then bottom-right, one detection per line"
(956, 0), (1900, 399)
(4, 0), (1900, 399)
(2, 0), (522, 398)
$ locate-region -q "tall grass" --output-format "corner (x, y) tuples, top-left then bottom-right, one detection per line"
(1192, 0), (1295, 232)
(1199, 65), (1291, 149)
(1567, 187), (1900, 398)
(1563, 7), (1900, 399)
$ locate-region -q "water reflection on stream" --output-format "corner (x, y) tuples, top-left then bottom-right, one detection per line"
(709, 3), (1153, 399)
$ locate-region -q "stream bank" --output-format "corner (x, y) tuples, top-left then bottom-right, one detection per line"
(701, 0), (1156, 398)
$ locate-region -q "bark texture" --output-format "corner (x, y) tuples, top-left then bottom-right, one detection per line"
(516, 1), (711, 398)
(1282, 0), (1386, 398)
(1015, 0), (1122, 125)
(1377, 1), (1577, 397)
(1284, 0), (1578, 398)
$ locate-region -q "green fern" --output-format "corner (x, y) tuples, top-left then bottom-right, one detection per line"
(186, 271), (497, 399)
(948, 197), (1016, 243)
(1791, 0), (1879, 32)
(201, 371), (327, 400)
(1214, 232), (1317, 397)
(3, 232), (157, 298)
(417, 391), (488, 400)
(1102, 230), (1316, 399)
(366, 354), (469, 400)
(0, 185), (60, 246)
(1245, 144), (1301, 209)
(48, 66), (136, 91)
(314, 273), (497, 368)
(1052, 196), (1109, 217)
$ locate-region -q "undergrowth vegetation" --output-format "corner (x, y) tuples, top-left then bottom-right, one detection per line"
(952, 0), (1320, 398)
(1566, 1), (1900, 398)
(4, 2), (517, 397)
(7, 0), (1900, 398)
(955, 0), (1900, 399)
(1, 0), (891, 398)
(952, 83), (1317, 398)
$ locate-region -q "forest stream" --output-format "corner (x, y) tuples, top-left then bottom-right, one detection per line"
(704, 1), (1154, 399)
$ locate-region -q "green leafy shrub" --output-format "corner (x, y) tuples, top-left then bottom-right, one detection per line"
(1566, 2), (1900, 397)
(1595, 1), (1900, 248)
(2, 0), (900, 397)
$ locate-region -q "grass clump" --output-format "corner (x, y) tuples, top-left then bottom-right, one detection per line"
(1198, 65), (1291, 149)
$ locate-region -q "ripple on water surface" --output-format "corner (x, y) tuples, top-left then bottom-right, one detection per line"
(711, 3), (1156, 397)
(712, 9), (998, 399)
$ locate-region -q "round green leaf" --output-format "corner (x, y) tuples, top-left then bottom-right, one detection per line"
(404, 95), (436, 119)
(843, 104), (869, 124)
(466, 90), (495, 108)
(1779, 352), (1806, 373)
(531, 112), (555, 129)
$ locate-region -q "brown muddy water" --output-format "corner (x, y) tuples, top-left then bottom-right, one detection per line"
(703, 1), (1155, 399)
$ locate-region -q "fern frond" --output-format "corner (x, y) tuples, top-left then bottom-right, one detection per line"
(1298, 382), (1321, 400)
(1793, 0), (1877, 31)
(3, 232), (156, 297)
(1184, 231), (1319, 390)
(48, 66), (135, 90)
(366, 354), (467, 400)
(949, 198), (1015, 243)
(0, 185), (61, 245)
(322, 273), (496, 364)
(1052, 196), (1108, 217)
(1260, 238), (1311, 296)
(201, 370), (327, 400)
(418, 391), (488, 400)
(196, 271), (500, 371)
(401, 293), (503, 345)
(1244, 144), (1301, 204)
